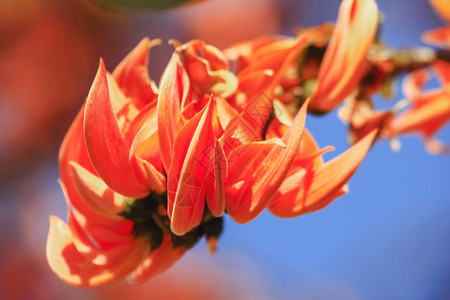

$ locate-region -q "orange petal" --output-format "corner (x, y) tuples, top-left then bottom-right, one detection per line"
(224, 35), (282, 71)
(214, 94), (239, 131)
(424, 136), (450, 154)
(176, 40), (238, 98)
(311, 0), (378, 112)
(227, 99), (309, 223)
(46, 216), (149, 288)
(240, 91), (273, 138)
(431, 59), (450, 85)
(226, 138), (285, 185)
(236, 70), (274, 107)
(219, 114), (262, 157)
(401, 68), (431, 101)
(112, 38), (160, 109)
(157, 54), (188, 172)
(429, 0), (450, 23)
(138, 158), (167, 194)
(391, 93), (450, 136)
(167, 99), (216, 235)
(269, 129), (377, 217)
(205, 139), (227, 217)
(69, 161), (128, 219)
(59, 109), (125, 226)
(237, 36), (308, 92)
(126, 102), (166, 190)
(84, 60), (149, 198)
(66, 203), (138, 266)
(422, 25), (450, 49)
(70, 207), (134, 249)
(127, 236), (185, 285)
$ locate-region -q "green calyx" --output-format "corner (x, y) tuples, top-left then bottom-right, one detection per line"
(119, 192), (223, 252)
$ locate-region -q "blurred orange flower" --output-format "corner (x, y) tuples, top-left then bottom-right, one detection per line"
(310, 0), (379, 113)
(422, 25), (450, 49)
(429, 0), (450, 23)
(391, 60), (450, 154)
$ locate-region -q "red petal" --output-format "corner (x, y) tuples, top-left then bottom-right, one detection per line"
(240, 91), (273, 138)
(205, 139), (227, 217)
(138, 158), (167, 194)
(401, 68), (430, 101)
(312, 0), (378, 112)
(66, 203), (137, 266)
(269, 129), (377, 217)
(227, 99), (309, 223)
(69, 161), (128, 219)
(84, 60), (149, 198)
(46, 216), (149, 288)
(59, 108), (123, 226)
(126, 101), (166, 191)
(127, 236), (185, 285)
(112, 38), (160, 109)
(226, 138), (285, 185)
(238, 36), (308, 92)
(157, 54), (188, 172)
(432, 60), (450, 85)
(167, 99), (217, 235)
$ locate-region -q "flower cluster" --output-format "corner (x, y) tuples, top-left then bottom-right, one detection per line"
(336, 0), (450, 154)
(46, 0), (395, 288)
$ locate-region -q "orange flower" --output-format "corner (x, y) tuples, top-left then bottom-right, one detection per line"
(391, 60), (450, 154)
(310, 0), (378, 113)
(47, 35), (378, 287)
(429, 0), (450, 23)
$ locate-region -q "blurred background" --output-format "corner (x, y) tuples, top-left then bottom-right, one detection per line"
(1, 0), (450, 299)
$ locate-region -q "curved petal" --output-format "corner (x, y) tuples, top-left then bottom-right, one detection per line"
(238, 36), (308, 92)
(227, 100), (309, 223)
(401, 68), (431, 101)
(391, 93), (450, 136)
(269, 129), (377, 217)
(59, 108), (124, 226)
(422, 25), (450, 50)
(112, 38), (160, 109)
(157, 54), (187, 172)
(138, 158), (167, 194)
(311, 0), (378, 113)
(226, 138), (285, 185)
(127, 236), (185, 285)
(126, 102), (166, 190)
(240, 91), (273, 138)
(176, 40), (238, 98)
(66, 203), (140, 266)
(46, 216), (149, 288)
(429, 0), (450, 23)
(69, 161), (128, 219)
(236, 70), (274, 106)
(84, 60), (149, 198)
(167, 99), (218, 235)
(205, 139), (227, 217)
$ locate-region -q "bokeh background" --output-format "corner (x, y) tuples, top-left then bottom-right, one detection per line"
(1, 0), (450, 299)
